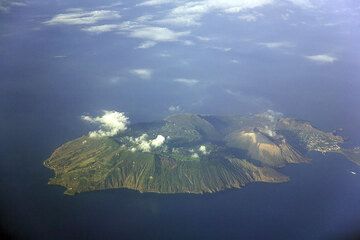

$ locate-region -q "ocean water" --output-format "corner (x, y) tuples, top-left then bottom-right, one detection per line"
(1, 104), (360, 240)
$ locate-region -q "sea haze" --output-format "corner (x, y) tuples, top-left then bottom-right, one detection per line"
(1, 0), (360, 239)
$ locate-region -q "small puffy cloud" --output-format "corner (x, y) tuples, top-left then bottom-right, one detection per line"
(44, 9), (121, 25)
(82, 110), (129, 138)
(151, 135), (166, 148)
(132, 134), (166, 152)
(258, 110), (283, 123)
(191, 153), (199, 159)
(130, 68), (153, 79)
(199, 145), (209, 155)
(174, 78), (199, 86)
(305, 54), (337, 64)
(260, 126), (277, 137)
(135, 134), (152, 152)
(169, 105), (182, 112)
(129, 26), (190, 42)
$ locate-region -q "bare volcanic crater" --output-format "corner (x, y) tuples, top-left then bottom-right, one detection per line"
(44, 111), (359, 195)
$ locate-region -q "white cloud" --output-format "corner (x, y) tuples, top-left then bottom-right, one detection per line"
(137, 0), (174, 6)
(210, 46), (232, 52)
(80, 19), (190, 45)
(169, 105), (182, 112)
(154, 14), (201, 26)
(134, 0), (274, 27)
(44, 9), (121, 25)
(132, 134), (166, 152)
(305, 54), (337, 63)
(174, 78), (199, 86)
(196, 36), (211, 42)
(168, 0), (273, 26)
(82, 24), (120, 33)
(199, 145), (209, 155)
(82, 110), (129, 138)
(114, 21), (139, 31)
(260, 126), (277, 137)
(136, 15), (154, 22)
(99, 1), (123, 9)
(151, 135), (166, 148)
(130, 68), (153, 79)
(258, 41), (295, 49)
(257, 110), (283, 123)
(191, 153), (200, 159)
(171, 0), (273, 15)
(135, 134), (152, 152)
(136, 0), (317, 28)
(0, 0), (26, 12)
(136, 41), (157, 49)
(128, 26), (190, 42)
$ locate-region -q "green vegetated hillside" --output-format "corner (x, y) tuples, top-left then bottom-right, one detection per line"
(44, 112), (358, 195)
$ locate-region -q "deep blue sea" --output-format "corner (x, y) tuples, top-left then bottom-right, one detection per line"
(1, 114), (360, 240)
(1, 1), (360, 239)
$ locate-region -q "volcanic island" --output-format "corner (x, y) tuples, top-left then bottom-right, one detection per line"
(44, 111), (360, 195)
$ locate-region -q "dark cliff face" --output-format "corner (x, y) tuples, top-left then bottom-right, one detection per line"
(44, 113), (353, 195)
